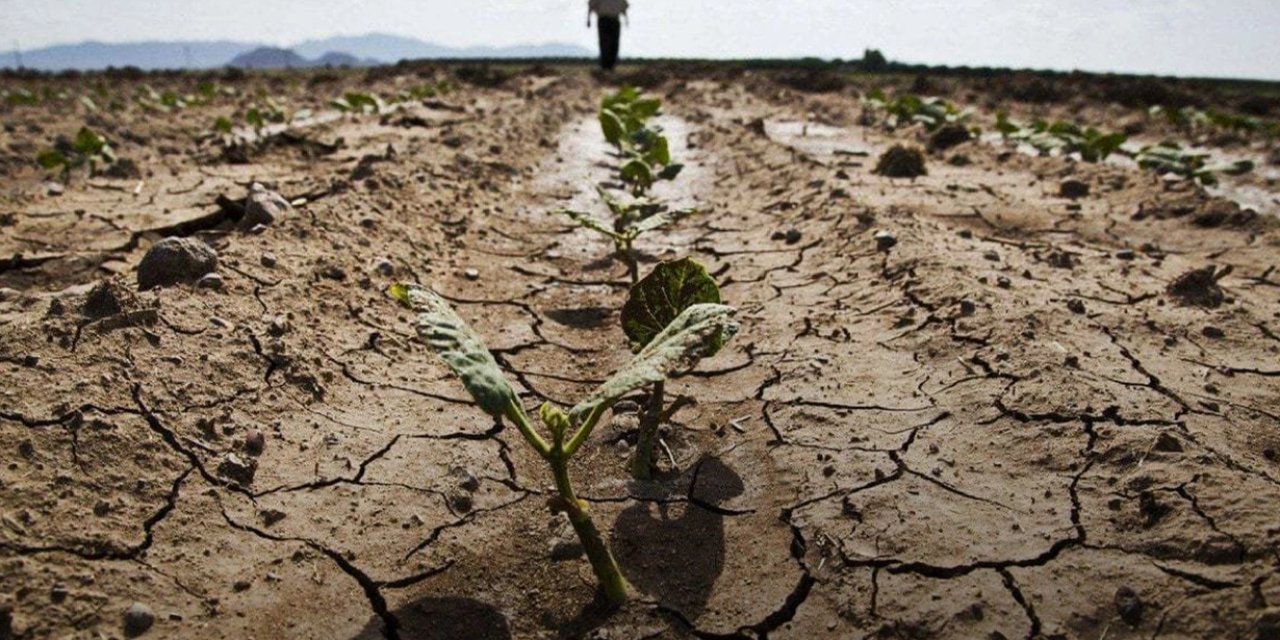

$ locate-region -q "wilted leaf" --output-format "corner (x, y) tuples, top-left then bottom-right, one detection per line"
(555, 209), (620, 239)
(657, 163), (684, 181)
(570, 303), (738, 423)
(391, 284), (521, 418)
(600, 109), (625, 147)
(621, 258), (721, 350)
(37, 149), (67, 169)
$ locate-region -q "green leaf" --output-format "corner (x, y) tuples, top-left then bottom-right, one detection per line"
(214, 117), (234, 134)
(657, 163), (684, 181)
(570, 303), (737, 423)
(626, 207), (695, 236)
(392, 284), (522, 419)
(621, 258), (722, 350)
(600, 109), (625, 147)
(629, 98), (661, 121)
(37, 149), (68, 169)
(647, 135), (671, 166)
(73, 128), (106, 156)
(555, 209), (622, 240)
(620, 159), (654, 190)
(245, 108), (265, 132)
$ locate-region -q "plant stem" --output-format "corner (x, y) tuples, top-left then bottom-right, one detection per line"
(549, 455), (629, 607)
(629, 380), (663, 480)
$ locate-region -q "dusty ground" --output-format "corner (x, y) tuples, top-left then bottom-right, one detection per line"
(2, 65), (1279, 640)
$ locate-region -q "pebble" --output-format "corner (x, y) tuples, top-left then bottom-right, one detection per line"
(1059, 179), (1090, 199)
(1114, 586), (1143, 627)
(196, 273), (224, 290)
(1202, 325), (1225, 339)
(244, 429), (265, 456)
(260, 252), (277, 268)
(464, 268), (480, 280)
(873, 230), (897, 252)
(136, 237), (218, 291)
(1067, 299), (1087, 314)
(45, 181), (65, 196)
(449, 466), (480, 492)
(217, 453), (257, 486)
(373, 258), (395, 277)
(240, 183), (293, 230)
(123, 602), (155, 637)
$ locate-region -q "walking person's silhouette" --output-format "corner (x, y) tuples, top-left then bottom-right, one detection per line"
(588, 0), (628, 70)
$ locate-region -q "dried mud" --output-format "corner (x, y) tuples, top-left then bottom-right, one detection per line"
(2, 67), (1279, 640)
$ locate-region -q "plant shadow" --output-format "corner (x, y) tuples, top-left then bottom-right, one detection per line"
(351, 596), (511, 640)
(610, 456), (744, 620)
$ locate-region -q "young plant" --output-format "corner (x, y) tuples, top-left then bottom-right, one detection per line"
(556, 188), (696, 284)
(389, 283), (739, 606)
(331, 91), (385, 114)
(598, 87), (683, 195)
(37, 127), (117, 181)
(620, 259), (727, 479)
(995, 113), (1127, 162)
(863, 90), (973, 132)
(1134, 141), (1254, 186)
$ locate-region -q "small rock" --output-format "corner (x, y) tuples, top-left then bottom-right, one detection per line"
(217, 453), (257, 486)
(449, 466), (480, 492)
(82, 279), (126, 319)
(873, 144), (927, 178)
(45, 181), (65, 196)
(196, 273), (224, 290)
(372, 258), (395, 277)
(784, 228), (802, 244)
(244, 429), (265, 456)
(1059, 179), (1090, 199)
(320, 265), (346, 281)
(1167, 266), (1228, 309)
(873, 230), (897, 252)
(260, 252), (277, 268)
(1067, 299), (1086, 314)
(1114, 586), (1143, 627)
(1115, 249), (1136, 260)
(241, 183), (293, 230)
(136, 237), (218, 291)
(958, 300), (976, 316)
(93, 500), (111, 517)
(232, 580), (251, 592)
(448, 491), (474, 513)
(996, 276), (1012, 289)
(260, 509), (287, 526)
(1202, 325), (1225, 339)
(123, 602), (156, 637)
(928, 124), (972, 152)
(464, 268), (480, 280)
(983, 250), (1000, 262)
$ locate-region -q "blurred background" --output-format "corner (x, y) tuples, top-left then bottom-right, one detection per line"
(2, 0), (1278, 79)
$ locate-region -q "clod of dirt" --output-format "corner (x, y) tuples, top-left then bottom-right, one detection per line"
(771, 228), (802, 245)
(874, 145), (928, 178)
(82, 278), (131, 320)
(1067, 299), (1086, 314)
(136, 237), (218, 291)
(1152, 432), (1184, 453)
(260, 509), (287, 527)
(1202, 325), (1226, 340)
(947, 154), (972, 167)
(217, 453), (257, 486)
(372, 258), (395, 276)
(927, 124), (972, 152)
(241, 183), (293, 229)
(1114, 586), (1143, 627)
(449, 466), (480, 492)
(1060, 179), (1090, 199)
(196, 273), (224, 290)
(260, 252), (277, 268)
(244, 429), (265, 456)
(123, 602), (155, 637)
(873, 230), (898, 252)
(1166, 266), (1230, 309)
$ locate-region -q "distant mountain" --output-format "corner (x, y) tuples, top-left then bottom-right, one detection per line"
(293, 33), (591, 62)
(1, 33), (591, 72)
(0, 40), (258, 71)
(312, 51), (379, 68)
(228, 47), (311, 70)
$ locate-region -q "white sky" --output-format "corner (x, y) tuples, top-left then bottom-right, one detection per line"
(2, 0), (1279, 80)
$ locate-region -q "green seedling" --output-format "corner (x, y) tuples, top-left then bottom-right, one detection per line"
(556, 188), (696, 283)
(620, 259), (727, 479)
(245, 98), (291, 135)
(1150, 105), (1279, 137)
(3, 89), (40, 107)
(863, 90), (973, 132)
(995, 113), (1127, 162)
(37, 127), (117, 181)
(1135, 141), (1254, 186)
(599, 86), (663, 149)
(331, 91), (385, 114)
(390, 283), (739, 606)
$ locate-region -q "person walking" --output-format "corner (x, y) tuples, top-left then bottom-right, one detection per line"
(588, 0), (629, 71)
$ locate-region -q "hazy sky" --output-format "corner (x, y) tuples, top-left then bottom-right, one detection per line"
(3, 0), (1279, 80)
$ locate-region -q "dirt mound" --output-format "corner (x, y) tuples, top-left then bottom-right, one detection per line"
(874, 144), (928, 177)
(1166, 265), (1229, 308)
(135, 237), (218, 290)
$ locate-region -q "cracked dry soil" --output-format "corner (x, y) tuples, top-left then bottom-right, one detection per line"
(2, 67), (1279, 640)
